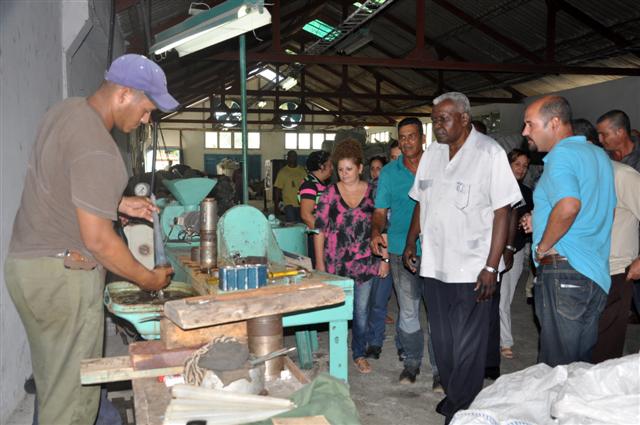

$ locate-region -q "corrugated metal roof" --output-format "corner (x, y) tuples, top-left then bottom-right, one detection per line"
(114, 0), (640, 125)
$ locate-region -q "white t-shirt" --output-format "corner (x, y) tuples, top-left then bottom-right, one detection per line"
(409, 127), (522, 283)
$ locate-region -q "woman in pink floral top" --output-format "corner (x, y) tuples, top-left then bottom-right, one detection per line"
(314, 139), (380, 374)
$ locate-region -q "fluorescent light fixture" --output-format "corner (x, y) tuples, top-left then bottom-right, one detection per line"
(151, 0), (271, 57)
(280, 76), (298, 91)
(186, 97), (207, 108)
(258, 68), (278, 82)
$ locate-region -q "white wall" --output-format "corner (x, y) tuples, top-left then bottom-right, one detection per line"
(545, 77), (640, 127)
(0, 2), (62, 421)
(471, 77), (640, 140)
(0, 1), (124, 421)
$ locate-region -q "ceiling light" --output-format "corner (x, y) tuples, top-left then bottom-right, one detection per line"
(151, 0), (271, 57)
(257, 100), (267, 108)
(280, 77), (298, 91)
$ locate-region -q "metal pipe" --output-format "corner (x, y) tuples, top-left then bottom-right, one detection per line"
(247, 315), (284, 381)
(199, 198), (218, 272)
(239, 34), (249, 204)
(150, 121), (158, 194)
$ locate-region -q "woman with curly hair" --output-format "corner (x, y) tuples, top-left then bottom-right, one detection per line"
(314, 139), (380, 374)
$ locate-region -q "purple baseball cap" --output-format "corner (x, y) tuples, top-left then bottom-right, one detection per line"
(105, 54), (179, 112)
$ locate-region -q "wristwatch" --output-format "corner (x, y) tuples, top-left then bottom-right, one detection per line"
(504, 245), (517, 253)
(483, 265), (498, 274)
(381, 258), (390, 263)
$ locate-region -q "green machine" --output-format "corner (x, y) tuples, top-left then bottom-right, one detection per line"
(268, 215), (309, 258)
(160, 177), (216, 243)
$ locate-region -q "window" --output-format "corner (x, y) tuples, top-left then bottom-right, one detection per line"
(425, 122), (434, 148)
(145, 148), (180, 172)
(219, 132), (232, 149)
(205, 132), (218, 149)
(312, 133), (324, 150)
(285, 133), (298, 150)
(370, 131), (390, 143)
(248, 132), (260, 149)
(285, 133), (335, 150)
(299, 133), (311, 150)
(303, 19), (339, 41)
(205, 131), (260, 150)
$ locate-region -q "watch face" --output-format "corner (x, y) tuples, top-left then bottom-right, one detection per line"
(134, 182), (151, 197)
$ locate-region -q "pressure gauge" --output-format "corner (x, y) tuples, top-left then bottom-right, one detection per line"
(134, 182), (151, 197)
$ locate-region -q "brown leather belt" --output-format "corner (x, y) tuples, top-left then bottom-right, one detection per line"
(538, 254), (567, 265)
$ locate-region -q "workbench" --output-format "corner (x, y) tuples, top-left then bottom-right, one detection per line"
(166, 246), (354, 382)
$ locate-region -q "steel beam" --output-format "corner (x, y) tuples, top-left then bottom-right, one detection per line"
(198, 52), (640, 75)
(381, 13), (525, 98)
(272, 0), (281, 52)
(410, 0), (426, 57)
(163, 107), (428, 121)
(181, 90), (520, 104)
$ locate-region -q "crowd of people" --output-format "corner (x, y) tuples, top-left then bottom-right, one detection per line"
(7, 48), (639, 424)
(277, 91), (640, 423)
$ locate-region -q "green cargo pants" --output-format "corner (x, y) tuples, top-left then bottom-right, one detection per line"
(5, 256), (105, 425)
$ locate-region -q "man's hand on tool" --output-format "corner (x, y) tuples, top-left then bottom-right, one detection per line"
(119, 196), (157, 222)
(140, 265), (173, 291)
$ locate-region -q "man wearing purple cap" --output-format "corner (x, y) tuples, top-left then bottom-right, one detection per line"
(4, 54), (178, 425)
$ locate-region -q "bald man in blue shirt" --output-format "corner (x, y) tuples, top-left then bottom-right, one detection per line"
(522, 96), (615, 367)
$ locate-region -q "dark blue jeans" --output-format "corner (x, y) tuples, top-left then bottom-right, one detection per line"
(535, 260), (607, 367)
(366, 273), (393, 347)
(352, 278), (374, 360)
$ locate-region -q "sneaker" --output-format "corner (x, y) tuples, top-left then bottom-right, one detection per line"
(365, 345), (382, 359)
(432, 376), (444, 393)
(399, 367), (420, 384)
(397, 348), (406, 362)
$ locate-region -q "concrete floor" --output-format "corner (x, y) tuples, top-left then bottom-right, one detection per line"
(7, 271), (640, 425)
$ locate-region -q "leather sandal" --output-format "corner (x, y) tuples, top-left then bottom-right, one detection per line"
(501, 347), (514, 359)
(354, 357), (372, 374)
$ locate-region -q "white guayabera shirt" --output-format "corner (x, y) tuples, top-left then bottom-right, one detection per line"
(409, 127), (522, 283)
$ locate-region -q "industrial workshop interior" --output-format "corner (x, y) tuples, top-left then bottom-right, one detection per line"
(2, 0), (640, 424)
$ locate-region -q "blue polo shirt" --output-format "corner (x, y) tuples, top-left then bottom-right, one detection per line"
(375, 156), (421, 256)
(532, 136), (615, 292)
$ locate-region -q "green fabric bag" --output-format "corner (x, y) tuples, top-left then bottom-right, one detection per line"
(250, 373), (361, 425)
